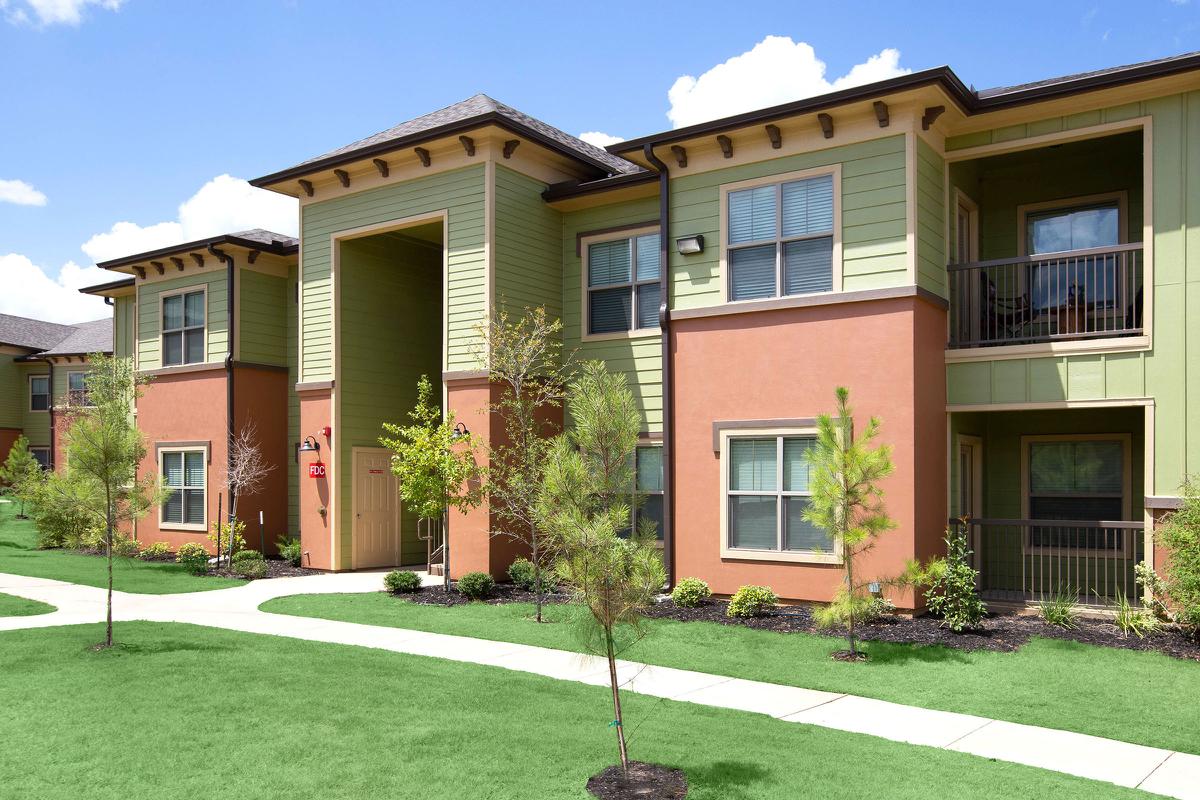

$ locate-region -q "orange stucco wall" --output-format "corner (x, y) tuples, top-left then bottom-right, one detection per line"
(297, 388), (332, 569)
(670, 295), (948, 606)
(232, 365), (290, 556)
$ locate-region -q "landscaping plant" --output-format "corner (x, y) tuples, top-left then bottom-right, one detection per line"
(276, 536), (302, 567)
(473, 307), (571, 623)
(176, 542), (210, 575)
(508, 556), (557, 593)
(537, 361), (666, 773)
(1107, 587), (1161, 639)
(208, 517), (246, 563)
(671, 577), (712, 609)
(1037, 585), (1080, 629)
(384, 570), (422, 594)
(0, 435), (43, 519)
(380, 375), (482, 589)
(50, 354), (166, 648)
(137, 541), (171, 560)
(906, 524), (987, 632)
(726, 585), (778, 618)
(804, 387), (895, 659)
(219, 422), (275, 560)
(457, 571), (496, 600)
(1153, 479), (1200, 635)
(111, 536), (141, 558)
(27, 470), (96, 549)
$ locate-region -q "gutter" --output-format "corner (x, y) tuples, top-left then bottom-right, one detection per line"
(208, 244), (237, 523)
(642, 143), (675, 588)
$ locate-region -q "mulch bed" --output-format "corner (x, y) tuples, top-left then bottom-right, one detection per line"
(587, 761), (687, 800)
(209, 559), (324, 580)
(404, 582), (572, 608)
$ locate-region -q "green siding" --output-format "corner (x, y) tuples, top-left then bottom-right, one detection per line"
(0, 355), (21, 428)
(287, 264), (299, 539)
(563, 196), (663, 432)
(52, 364), (91, 406)
(137, 271), (229, 370)
(114, 296), (134, 362)
(942, 92), (1200, 497)
(300, 164), (485, 379)
(915, 136), (946, 297)
(493, 165), (563, 323)
(18, 364), (49, 447)
(670, 134), (908, 309)
(337, 235), (441, 567)
(238, 269), (288, 366)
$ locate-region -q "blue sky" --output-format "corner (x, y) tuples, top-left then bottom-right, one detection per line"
(1, 0), (1197, 321)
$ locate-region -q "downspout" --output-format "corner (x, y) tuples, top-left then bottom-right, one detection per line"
(208, 244), (237, 527)
(642, 144), (675, 588)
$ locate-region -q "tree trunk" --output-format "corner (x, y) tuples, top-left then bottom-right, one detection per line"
(605, 627), (629, 771)
(532, 520), (543, 623)
(105, 496), (114, 648)
(846, 546), (857, 656)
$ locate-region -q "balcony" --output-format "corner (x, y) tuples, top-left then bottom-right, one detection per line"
(948, 244), (1143, 350)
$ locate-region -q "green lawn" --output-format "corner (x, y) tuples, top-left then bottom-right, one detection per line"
(261, 592), (1200, 755)
(0, 622), (1145, 800)
(0, 591), (55, 616)
(0, 504), (244, 594)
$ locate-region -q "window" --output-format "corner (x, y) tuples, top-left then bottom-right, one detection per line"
(632, 445), (663, 541)
(1023, 198), (1122, 312)
(161, 448), (206, 528)
(723, 433), (834, 558)
(29, 447), (50, 470)
(162, 290), (205, 366)
(1025, 436), (1128, 551)
(67, 371), (92, 407)
(726, 172), (835, 301)
(586, 233), (660, 336)
(29, 375), (49, 412)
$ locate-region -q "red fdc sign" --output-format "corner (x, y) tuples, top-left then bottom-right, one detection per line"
(308, 462), (326, 479)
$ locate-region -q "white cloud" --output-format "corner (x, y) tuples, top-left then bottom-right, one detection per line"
(666, 36), (910, 129)
(81, 174), (298, 263)
(0, 178), (47, 206)
(2, 0), (123, 26)
(578, 131), (625, 148)
(0, 255), (108, 323)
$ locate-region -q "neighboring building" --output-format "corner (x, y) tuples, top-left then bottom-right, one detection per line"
(0, 313), (114, 471)
(83, 231), (299, 555)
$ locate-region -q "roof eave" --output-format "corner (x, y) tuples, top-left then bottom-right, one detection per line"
(542, 171), (659, 202)
(96, 234), (298, 272)
(79, 277), (136, 296)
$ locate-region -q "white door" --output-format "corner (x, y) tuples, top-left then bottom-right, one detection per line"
(353, 448), (401, 568)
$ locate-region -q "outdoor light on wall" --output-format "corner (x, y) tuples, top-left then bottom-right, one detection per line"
(675, 234), (705, 255)
(298, 436), (321, 454)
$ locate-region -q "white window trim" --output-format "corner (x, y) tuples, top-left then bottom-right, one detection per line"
(28, 374), (49, 413)
(580, 226), (662, 343)
(28, 447), (50, 469)
(159, 444), (209, 532)
(718, 165), (843, 305)
(158, 285), (208, 368)
(718, 426), (841, 565)
(66, 370), (93, 408)
(1019, 433), (1132, 559)
(1016, 191), (1129, 258)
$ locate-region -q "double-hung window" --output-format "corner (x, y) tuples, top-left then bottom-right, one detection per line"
(162, 289), (205, 366)
(29, 375), (49, 412)
(161, 448), (207, 529)
(67, 371), (92, 407)
(1025, 435), (1128, 552)
(29, 447), (50, 470)
(723, 433), (834, 560)
(726, 171), (836, 301)
(586, 233), (660, 336)
(631, 445), (664, 541)
(1024, 198), (1122, 313)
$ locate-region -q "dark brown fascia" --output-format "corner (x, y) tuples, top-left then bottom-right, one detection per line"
(78, 277), (136, 295)
(96, 234), (298, 273)
(250, 112), (625, 189)
(608, 53), (1200, 155)
(541, 171), (657, 202)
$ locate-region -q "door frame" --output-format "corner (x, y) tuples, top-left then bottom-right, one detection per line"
(351, 445), (402, 570)
(957, 434), (984, 578)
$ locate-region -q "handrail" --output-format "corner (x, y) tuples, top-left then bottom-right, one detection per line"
(952, 517), (1145, 529)
(947, 242), (1144, 272)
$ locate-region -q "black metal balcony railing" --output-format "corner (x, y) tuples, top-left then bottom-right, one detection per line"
(948, 244), (1143, 349)
(953, 518), (1145, 607)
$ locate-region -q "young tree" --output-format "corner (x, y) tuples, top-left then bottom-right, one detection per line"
(473, 307), (571, 622)
(538, 362), (665, 771)
(1154, 479), (1200, 633)
(804, 387), (895, 659)
(0, 435), (44, 519)
(217, 421), (275, 560)
(56, 353), (165, 648)
(380, 375), (482, 589)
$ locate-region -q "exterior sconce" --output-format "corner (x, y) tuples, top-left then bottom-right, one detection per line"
(675, 234), (704, 255)
(299, 436), (321, 454)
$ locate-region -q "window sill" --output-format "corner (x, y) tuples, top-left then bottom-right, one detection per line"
(159, 523), (207, 533)
(139, 361), (225, 378)
(580, 328), (661, 344)
(945, 335), (1150, 363)
(671, 285), (944, 322)
(720, 546), (842, 565)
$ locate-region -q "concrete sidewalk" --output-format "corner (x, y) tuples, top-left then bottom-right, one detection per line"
(1, 568), (1196, 799)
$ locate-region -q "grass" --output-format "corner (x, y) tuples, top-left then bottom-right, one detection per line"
(0, 503), (243, 594)
(0, 591), (55, 616)
(261, 592), (1200, 755)
(0, 622), (1147, 800)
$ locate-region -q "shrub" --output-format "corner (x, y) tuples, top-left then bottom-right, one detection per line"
(176, 542), (210, 575)
(138, 541), (172, 560)
(507, 557), (557, 593)
(671, 577), (712, 608)
(1109, 587), (1161, 639)
(913, 526), (988, 632)
(726, 585), (778, 618)
(863, 595), (897, 622)
(456, 571), (495, 600)
(1155, 480), (1200, 634)
(231, 548), (263, 565)
(384, 570), (423, 594)
(111, 536), (142, 558)
(27, 472), (95, 549)
(1037, 585), (1080, 629)
(233, 558), (268, 578)
(1135, 560), (1172, 621)
(276, 536), (302, 567)
(207, 518), (246, 559)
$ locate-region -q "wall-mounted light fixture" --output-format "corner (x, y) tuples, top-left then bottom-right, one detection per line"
(675, 234), (705, 255)
(298, 436), (321, 454)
